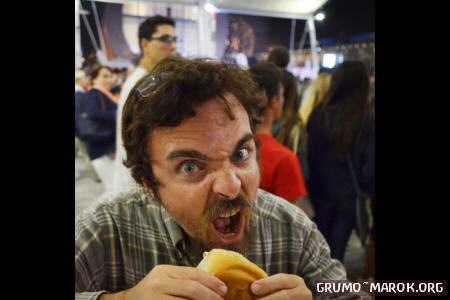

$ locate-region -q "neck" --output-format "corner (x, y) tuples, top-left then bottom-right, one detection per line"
(139, 56), (157, 72)
(256, 110), (275, 135)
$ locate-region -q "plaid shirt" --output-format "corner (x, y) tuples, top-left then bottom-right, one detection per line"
(75, 188), (365, 300)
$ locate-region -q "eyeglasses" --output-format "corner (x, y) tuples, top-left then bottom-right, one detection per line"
(148, 35), (177, 44)
(134, 71), (173, 101)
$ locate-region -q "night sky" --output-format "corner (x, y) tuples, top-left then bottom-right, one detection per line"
(315, 0), (375, 40)
(223, 0), (374, 53)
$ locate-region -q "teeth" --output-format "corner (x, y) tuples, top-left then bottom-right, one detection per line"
(218, 207), (240, 218)
(221, 232), (236, 237)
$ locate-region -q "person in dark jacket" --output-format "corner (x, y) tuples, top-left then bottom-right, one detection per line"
(83, 64), (117, 191)
(75, 69), (88, 137)
(75, 68), (97, 180)
(306, 61), (375, 262)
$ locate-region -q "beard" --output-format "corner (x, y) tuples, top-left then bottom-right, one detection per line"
(181, 193), (257, 266)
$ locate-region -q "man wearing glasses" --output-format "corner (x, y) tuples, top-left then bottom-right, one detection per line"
(114, 15), (177, 194)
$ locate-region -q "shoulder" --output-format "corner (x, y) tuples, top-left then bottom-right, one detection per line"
(258, 136), (297, 164)
(258, 135), (286, 152)
(76, 187), (158, 230)
(269, 139), (298, 161)
(118, 68), (148, 106)
(85, 88), (102, 100)
(252, 189), (312, 230)
(306, 104), (329, 128)
(125, 68), (148, 89)
(87, 88), (100, 95)
(75, 91), (84, 100)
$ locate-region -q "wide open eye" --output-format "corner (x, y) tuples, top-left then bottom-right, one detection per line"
(179, 161), (198, 175)
(234, 148), (249, 161)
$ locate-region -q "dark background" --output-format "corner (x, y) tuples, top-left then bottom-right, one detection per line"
(316, 0), (374, 40)
(4, 0), (447, 295)
(216, 0), (374, 60)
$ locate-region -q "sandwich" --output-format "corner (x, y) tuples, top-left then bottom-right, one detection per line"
(197, 248), (268, 300)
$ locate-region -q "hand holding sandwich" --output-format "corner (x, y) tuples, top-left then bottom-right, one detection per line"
(99, 264), (228, 300)
(99, 249), (312, 300)
(250, 273), (312, 300)
(197, 249), (312, 300)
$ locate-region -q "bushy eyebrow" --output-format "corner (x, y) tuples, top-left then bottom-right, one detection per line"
(166, 133), (254, 161)
(166, 149), (212, 161)
(232, 133), (254, 155)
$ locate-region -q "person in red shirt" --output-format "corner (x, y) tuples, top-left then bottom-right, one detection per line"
(249, 62), (307, 204)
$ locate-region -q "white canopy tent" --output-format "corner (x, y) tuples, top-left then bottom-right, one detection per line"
(75, 0), (328, 76)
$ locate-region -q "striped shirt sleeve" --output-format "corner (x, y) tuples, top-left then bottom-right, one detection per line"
(75, 210), (111, 300)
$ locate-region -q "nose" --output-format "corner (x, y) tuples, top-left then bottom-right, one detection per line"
(212, 167), (241, 200)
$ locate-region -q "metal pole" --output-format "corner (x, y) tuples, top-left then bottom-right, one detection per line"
(91, 1), (107, 53)
(297, 21), (308, 55)
(90, 0), (109, 64)
(307, 15), (319, 79)
(197, 0), (208, 57)
(80, 3), (100, 52)
(289, 19), (296, 53)
(75, 0), (82, 68)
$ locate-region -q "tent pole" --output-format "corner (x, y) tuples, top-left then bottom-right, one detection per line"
(91, 1), (108, 63)
(197, 0), (207, 56)
(298, 21), (308, 55)
(307, 15), (319, 79)
(80, 2), (100, 53)
(289, 19), (296, 54)
(75, 0), (82, 68)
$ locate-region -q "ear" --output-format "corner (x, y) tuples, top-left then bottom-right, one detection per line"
(268, 95), (281, 110)
(141, 177), (156, 198)
(140, 38), (149, 52)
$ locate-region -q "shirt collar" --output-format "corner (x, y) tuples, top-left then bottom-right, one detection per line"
(140, 188), (186, 251)
(75, 84), (85, 93)
(158, 199), (185, 250)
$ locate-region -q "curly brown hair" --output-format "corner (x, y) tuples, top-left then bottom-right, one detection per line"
(121, 56), (266, 199)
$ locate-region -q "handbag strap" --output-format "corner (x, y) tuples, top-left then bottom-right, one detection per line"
(97, 91), (107, 110)
(81, 89), (106, 116)
(347, 153), (362, 196)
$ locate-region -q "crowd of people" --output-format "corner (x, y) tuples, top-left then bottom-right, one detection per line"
(75, 14), (375, 300)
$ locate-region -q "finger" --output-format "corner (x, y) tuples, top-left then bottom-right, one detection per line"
(166, 266), (228, 296)
(257, 285), (313, 300)
(168, 278), (225, 300)
(255, 288), (300, 300)
(164, 296), (186, 300)
(251, 274), (303, 296)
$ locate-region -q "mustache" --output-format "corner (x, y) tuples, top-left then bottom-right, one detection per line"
(206, 193), (251, 219)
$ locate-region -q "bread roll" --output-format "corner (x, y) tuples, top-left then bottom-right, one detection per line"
(197, 249), (267, 300)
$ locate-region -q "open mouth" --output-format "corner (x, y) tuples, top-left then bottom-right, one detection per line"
(210, 207), (245, 244)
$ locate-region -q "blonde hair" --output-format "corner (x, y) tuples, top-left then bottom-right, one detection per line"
(75, 69), (86, 81)
(299, 72), (331, 124)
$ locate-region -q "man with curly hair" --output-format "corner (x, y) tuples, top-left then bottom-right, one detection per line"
(75, 56), (358, 300)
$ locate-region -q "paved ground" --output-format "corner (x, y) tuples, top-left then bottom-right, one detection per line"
(75, 151), (367, 280)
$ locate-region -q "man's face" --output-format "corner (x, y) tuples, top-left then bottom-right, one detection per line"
(142, 24), (176, 64)
(148, 93), (260, 253)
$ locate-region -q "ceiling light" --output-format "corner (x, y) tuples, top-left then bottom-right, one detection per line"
(314, 12), (325, 21)
(204, 3), (217, 13)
